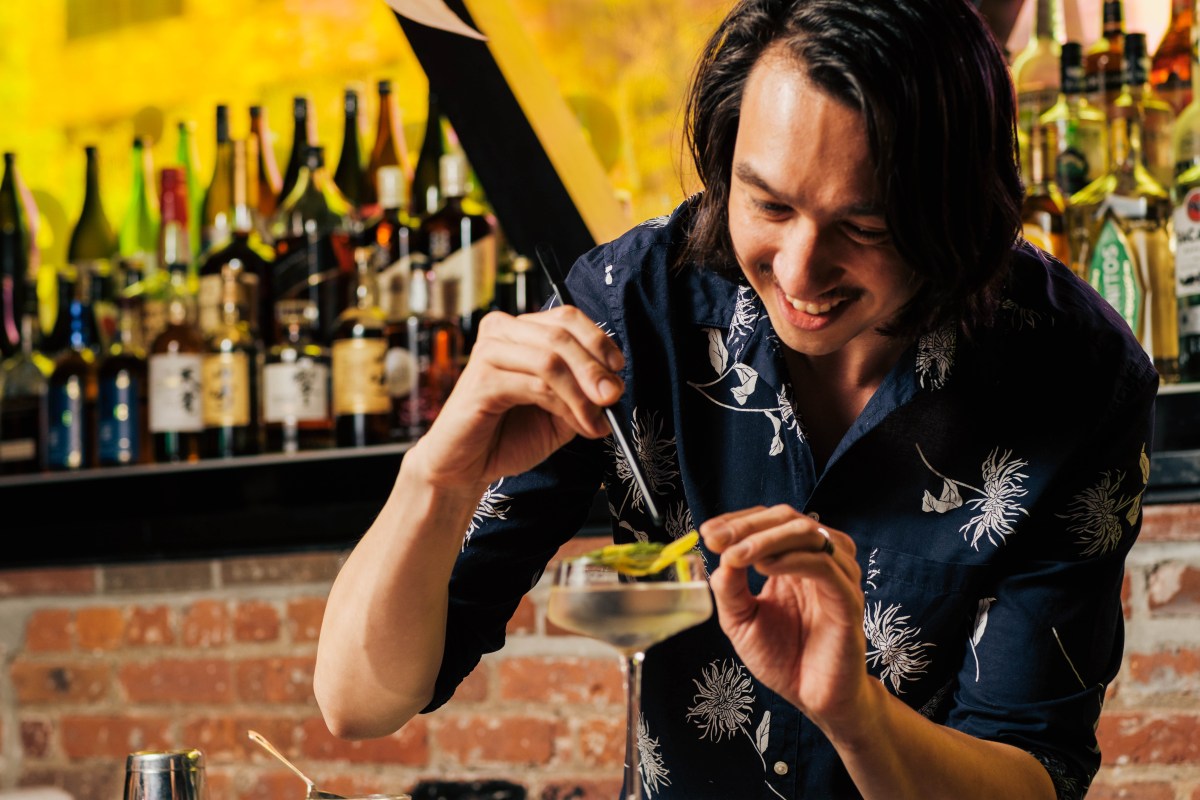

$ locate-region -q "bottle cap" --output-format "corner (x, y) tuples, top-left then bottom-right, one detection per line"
(378, 79), (392, 95)
(439, 153), (468, 198)
(159, 167), (187, 224)
(377, 166), (406, 209)
(1123, 33), (1148, 86)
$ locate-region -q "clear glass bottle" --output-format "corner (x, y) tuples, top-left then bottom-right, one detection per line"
(200, 104), (234, 257)
(1152, 0), (1193, 115)
(1070, 37), (1179, 382)
(1120, 33), (1178, 191)
(97, 265), (149, 466)
(1041, 42), (1109, 205)
(1084, 0), (1126, 121)
(271, 145), (354, 346)
(1012, 0), (1064, 185)
(332, 246), (390, 447)
(175, 120), (204, 268)
(262, 298), (332, 453)
(1023, 116), (1070, 264)
(202, 259), (261, 458)
(148, 167), (206, 463)
(46, 265), (99, 471)
(0, 285), (49, 474)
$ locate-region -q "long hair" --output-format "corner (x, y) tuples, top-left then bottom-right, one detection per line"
(679, 0), (1023, 336)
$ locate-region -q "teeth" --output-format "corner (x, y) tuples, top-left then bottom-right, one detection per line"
(785, 294), (847, 315)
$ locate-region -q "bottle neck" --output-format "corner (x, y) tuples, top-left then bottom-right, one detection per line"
(1102, 0), (1124, 37)
(114, 295), (144, 350)
(1033, 0), (1063, 43)
(165, 264), (195, 326)
(81, 151), (104, 219)
(68, 271), (98, 352)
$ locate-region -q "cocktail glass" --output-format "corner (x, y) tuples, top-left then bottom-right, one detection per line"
(547, 552), (712, 800)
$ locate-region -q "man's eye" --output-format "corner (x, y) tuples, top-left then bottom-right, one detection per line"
(754, 200), (790, 215)
(845, 224), (891, 244)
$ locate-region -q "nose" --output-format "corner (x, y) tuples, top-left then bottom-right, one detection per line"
(771, 218), (838, 300)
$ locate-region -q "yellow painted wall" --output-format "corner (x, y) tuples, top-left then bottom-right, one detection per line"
(0, 0), (729, 275)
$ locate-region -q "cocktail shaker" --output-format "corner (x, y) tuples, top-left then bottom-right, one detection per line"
(123, 749), (208, 800)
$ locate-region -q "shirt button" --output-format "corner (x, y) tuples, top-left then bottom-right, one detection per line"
(807, 512), (820, 522)
(773, 761), (789, 776)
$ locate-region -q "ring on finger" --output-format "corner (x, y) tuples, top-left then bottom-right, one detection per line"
(816, 527), (835, 557)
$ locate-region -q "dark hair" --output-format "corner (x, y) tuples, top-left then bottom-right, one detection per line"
(680, 0), (1023, 336)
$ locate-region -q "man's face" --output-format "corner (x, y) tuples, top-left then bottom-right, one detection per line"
(728, 51), (919, 364)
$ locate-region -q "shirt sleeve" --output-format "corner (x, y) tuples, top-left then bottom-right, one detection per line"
(942, 356), (1158, 800)
(422, 243), (619, 713)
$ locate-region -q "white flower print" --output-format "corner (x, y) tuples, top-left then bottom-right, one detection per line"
(637, 713), (670, 797)
(916, 444), (1031, 550)
(777, 385), (805, 444)
(863, 601), (935, 694)
(664, 502), (694, 542)
(1058, 455), (1147, 558)
(464, 478), (512, 547)
(999, 297), (1044, 330)
(915, 324), (956, 390)
(917, 679), (954, 719)
(638, 215), (670, 229)
(687, 659), (786, 799)
(609, 408), (679, 517)
(865, 548), (880, 593)
(727, 285), (759, 361)
(968, 597), (996, 682)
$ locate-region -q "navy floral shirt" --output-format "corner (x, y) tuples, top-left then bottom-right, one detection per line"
(424, 198), (1158, 799)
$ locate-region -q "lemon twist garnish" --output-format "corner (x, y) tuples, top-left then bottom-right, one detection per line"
(582, 530), (700, 576)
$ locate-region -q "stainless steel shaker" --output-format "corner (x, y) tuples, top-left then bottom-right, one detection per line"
(123, 749), (208, 800)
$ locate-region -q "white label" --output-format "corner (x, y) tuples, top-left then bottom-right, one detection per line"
(0, 439), (35, 461)
(437, 233), (496, 313)
(263, 360), (330, 422)
(1176, 187), (1200, 298)
(198, 274), (222, 335)
(385, 346), (414, 397)
(148, 352), (205, 432)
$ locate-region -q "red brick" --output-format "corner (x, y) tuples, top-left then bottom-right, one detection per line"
(0, 568), (96, 597)
(60, 714), (172, 759)
(234, 601), (281, 642)
(75, 607), (125, 651)
(182, 716), (298, 760)
(576, 717), (623, 767)
(1147, 563), (1200, 615)
(24, 609), (73, 652)
(182, 600), (228, 647)
(287, 597), (326, 643)
(499, 657), (623, 705)
(19, 766), (120, 800)
(1128, 647), (1200, 692)
(1121, 571), (1132, 619)
(1142, 504), (1200, 542)
(446, 662), (490, 705)
(11, 661), (111, 704)
(119, 658), (234, 704)
(20, 718), (52, 759)
(1097, 712), (1200, 764)
(126, 605), (174, 646)
(235, 657), (317, 705)
(1085, 780), (1176, 800)
(434, 714), (560, 767)
(506, 595), (537, 635)
(299, 716), (429, 765)
(538, 779), (623, 800)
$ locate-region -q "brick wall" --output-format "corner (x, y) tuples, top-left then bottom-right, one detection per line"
(0, 508), (1197, 800)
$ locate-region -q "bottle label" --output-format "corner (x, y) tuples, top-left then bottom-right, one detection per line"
(378, 254), (412, 320)
(0, 396), (40, 467)
(46, 375), (87, 469)
(1175, 187), (1200, 298)
(149, 352), (205, 432)
(264, 359), (330, 422)
(202, 351), (251, 427)
(332, 338), (389, 415)
(98, 368), (141, 464)
(1087, 217), (1143, 335)
(436, 232), (497, 314)
(385, 345), (416, 398)
(197, 274), (223, 336)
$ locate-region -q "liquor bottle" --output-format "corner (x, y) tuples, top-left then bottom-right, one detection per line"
(494, 252), (535, 316)
(176, 120), (204, 265)
(1120, 33), (1178, 192)
(1070, 42), (1178, 382)
(68, 145), (118, 351)
(363, 80), (411, 213)
(250, 105), (283, 222)
(410, 91), (445, 218)
(334, 88), (367, 211)
(148, 167), (205, 463)
(385, 259), (461, 439)
(1172, 10), (1200, 382)
(271, 145), (354, 345)
(1, 152), (30, 360)
(0, 286), (49, 474)
(372, 165), (417, 321)
(202, 259), (261, 458)
(420, 153), (497, 354)
(1011, 0), (1064, 185)
(1152, 0), (1193, 115)
(199, 139), (273, 342)
(46, 265), (99, 471)
(332, 246), (390, 447)
(117, 137), (163, 343)
(279, 96), (313, 207)
(1084, 0), (1126, 121)
(1040, 42), (1109, 203)
(96, 265), (149, 466)
(200, 104), (234, 256)
(262, 298), (332, 453)
(42, 271), (75, 358)
(1022, 124), (1070, 264)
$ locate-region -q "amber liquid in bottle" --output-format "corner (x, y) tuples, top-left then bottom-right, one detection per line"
(333, 247), (390, 447)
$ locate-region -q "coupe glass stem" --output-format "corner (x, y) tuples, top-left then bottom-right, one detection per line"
(622, 651), (646, 800)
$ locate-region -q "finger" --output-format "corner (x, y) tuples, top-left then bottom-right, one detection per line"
(698, 506), (770, 552)
(525, 305), (625, 373)
(701, 504), (807, 551)
(707, 561), (759, 629)
(477, 311), (625, 410)
(722, 518), (858, 582)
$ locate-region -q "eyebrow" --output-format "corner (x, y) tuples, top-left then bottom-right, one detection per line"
(732, 160), (885, 217)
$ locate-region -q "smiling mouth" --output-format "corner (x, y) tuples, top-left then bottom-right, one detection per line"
(782, 291), (853, 316)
